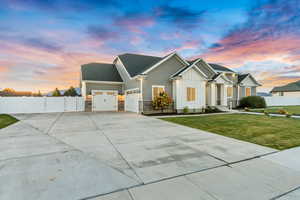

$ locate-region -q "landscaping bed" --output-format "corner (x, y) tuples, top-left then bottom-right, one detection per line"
(249, 106), (300, 116)
(0, 114), (18, 129)
(162, 114), (300, 150)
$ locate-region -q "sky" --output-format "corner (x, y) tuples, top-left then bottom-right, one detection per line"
(0, 0), (299, 93)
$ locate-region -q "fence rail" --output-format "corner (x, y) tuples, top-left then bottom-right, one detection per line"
(0, 97), (85, 114)
(264, 96), (300, 107)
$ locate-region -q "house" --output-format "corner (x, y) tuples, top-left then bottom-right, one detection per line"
(80, 52), (261, 113)
(271, 80), (300, 97)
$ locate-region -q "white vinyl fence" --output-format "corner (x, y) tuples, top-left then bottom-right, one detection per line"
(0, 97), (85, 114)
(264, 96), (300, 107)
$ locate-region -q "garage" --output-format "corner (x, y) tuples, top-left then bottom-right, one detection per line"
(92, 90), (118, 111)
(125, 89), (140, 113)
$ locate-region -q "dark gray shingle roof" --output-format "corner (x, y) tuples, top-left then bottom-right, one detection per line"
(271, 80), (300, 92)
(118, 53), (164, 77)
(238, 74), (249, 83)
(209, 63), (235, 73)
(81, 63), (123, 82)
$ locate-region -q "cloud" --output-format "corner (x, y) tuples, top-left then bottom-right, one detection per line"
(197, 0), (300, 90)
(22, 37), (63, 52)
(155, 5), (206, 29)
(86, 26), (119, 40)
(113, 12), (154, 33)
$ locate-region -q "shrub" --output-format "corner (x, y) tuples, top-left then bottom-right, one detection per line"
(183, 106), (189, 114)
(278, 109), (288, 115)
(152, 92), (172, 112)
(239, 96), (266, 109)
(264, 110), (269, 116)
(244, 107), (250, 112)
(205, 106), (221, 113)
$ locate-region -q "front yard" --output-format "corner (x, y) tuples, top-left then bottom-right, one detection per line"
(162, 114), (300, 150)
(0, 114), (18, 129)
(249, 106), (300, 115)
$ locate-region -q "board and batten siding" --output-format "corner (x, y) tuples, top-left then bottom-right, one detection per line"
(142, 56), (187, 101)
(175, 67), (206, 112)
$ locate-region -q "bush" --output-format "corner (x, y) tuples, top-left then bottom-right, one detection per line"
(205, 106), (221, 113)
(152, 92), (172, 112)
(264, 110), (269, 116)
(239, 96), (266, 109)
(183, 106), (189, 114)
(278, 109), (288, 115)
(286, 113), (292, 118)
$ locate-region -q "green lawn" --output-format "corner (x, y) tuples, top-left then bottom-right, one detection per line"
(250, 106), (300, 115)
(162, 114), (300, 150)
(0, 114), (18, 129)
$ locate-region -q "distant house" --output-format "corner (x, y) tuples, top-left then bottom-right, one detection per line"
(271, 80), (300, 97)
(80, 52), (261, 113)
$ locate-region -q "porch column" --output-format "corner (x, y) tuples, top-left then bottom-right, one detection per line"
(210, 83), (216, 106)
(223, 85), (227, 106)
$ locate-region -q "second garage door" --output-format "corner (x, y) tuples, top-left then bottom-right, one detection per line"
(92, 90), (118, 111)
(125, 89), (139, 113)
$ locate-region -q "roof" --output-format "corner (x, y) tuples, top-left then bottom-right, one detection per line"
(118, 53), (164, 77)
(171, 66), (190, 78)
(81, 63), (123, 82)
(208, 63), (235, 73)
(238, 74), (249, 83)
(271, 80), (300, 92)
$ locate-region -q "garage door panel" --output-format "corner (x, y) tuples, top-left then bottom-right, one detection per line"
(125, 93), (139, 113)
(92, 90), (118, 112)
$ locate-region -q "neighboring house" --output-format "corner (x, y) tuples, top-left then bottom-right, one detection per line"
(80, 52), (261, 113)
(271, 80), (300, 97)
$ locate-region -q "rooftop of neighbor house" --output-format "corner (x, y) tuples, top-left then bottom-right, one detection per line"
(271, 80), (300, 92)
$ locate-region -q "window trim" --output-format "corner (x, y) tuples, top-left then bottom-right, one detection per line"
(152, 85), (165, 100)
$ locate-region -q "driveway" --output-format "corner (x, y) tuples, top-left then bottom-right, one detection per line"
(0, 112), (300, 200)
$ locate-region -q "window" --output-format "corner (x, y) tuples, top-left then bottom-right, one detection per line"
(187, 87), (196, 101)
(227, 87), (233, 97)
(280, 92), (284, 96)
(246, 87), (251, 97)
(152, 86), (165, 99)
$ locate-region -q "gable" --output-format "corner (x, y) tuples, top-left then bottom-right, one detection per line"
(147, 54), (187, 77)
(182, 67), (206, 81)
(241, 75), (259, 86)
(214, 74), (233, 85)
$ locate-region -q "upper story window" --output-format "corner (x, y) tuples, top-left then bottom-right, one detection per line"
(152, 85), (165, 99)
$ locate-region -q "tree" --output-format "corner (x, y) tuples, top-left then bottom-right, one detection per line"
(152, 91), (172, 112)
(36, 90), (42, 97)
(52, 88), (61, 96)
(64, 86), (78, 96)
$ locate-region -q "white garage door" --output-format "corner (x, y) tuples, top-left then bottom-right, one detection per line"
(125, 89), (139, 113)
(92, 90), (118, 111)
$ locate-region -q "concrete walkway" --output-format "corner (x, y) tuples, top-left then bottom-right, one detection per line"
(0, 112), (299, 200)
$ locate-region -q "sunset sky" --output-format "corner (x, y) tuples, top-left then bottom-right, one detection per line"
(0, 0), (299, 93)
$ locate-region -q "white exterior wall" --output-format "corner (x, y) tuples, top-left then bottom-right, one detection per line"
(282, 91), (300, 97)
(264, 96), (300, 106)
(0, 97), (84, 114)
(175, 68), (206, 110)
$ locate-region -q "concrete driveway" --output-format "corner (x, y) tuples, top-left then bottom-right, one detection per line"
(1, 112), (300, 200)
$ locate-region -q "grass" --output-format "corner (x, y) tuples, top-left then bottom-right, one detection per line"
(162, 114), (300, 150)
(249, 106), (300, 115)
(0, 114), (18, 129)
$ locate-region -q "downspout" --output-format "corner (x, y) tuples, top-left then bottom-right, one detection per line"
(237, 84), (239, 106)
